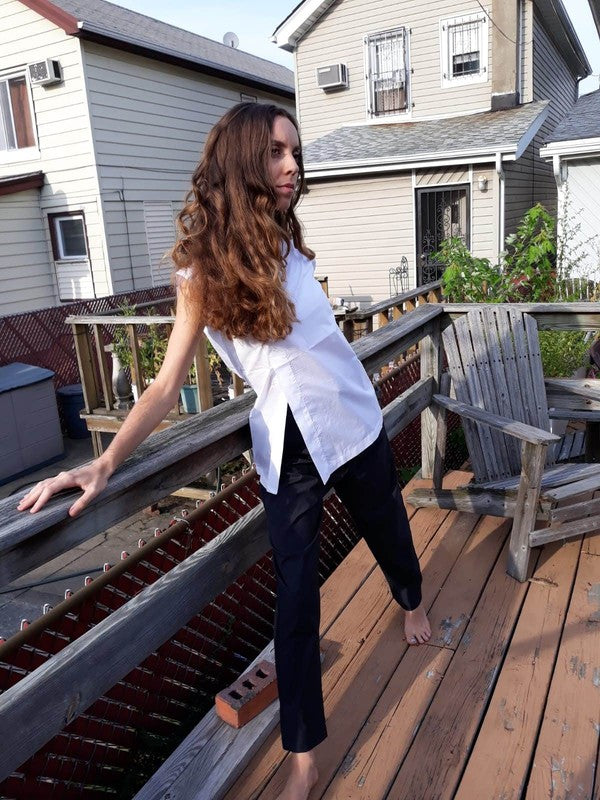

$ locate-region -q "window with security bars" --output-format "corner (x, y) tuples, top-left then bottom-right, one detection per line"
(366, 28), (408, 117)
(0, 73), (36, 152)
(441, 14), (488, 87)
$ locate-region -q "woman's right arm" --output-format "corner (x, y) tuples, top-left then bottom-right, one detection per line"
(18, 286), (204, 517)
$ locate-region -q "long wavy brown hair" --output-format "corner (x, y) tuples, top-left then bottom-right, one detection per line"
(171, 102), (314, 341)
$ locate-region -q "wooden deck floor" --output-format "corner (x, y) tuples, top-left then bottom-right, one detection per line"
(223, 471), (600, 800)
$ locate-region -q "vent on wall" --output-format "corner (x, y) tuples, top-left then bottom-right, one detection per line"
(28, 59), (62, 86)
(316, 63), (348, 90)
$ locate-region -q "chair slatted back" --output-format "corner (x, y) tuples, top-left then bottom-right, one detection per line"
(442, 307), (554, 483)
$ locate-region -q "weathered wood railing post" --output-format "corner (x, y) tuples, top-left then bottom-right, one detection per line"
(127, 323), (145, 399)
(92, 323), (113, 411)
(420, 315), (442, 479)
(71, 322), (103, 456)
(194, 334), (213, 412)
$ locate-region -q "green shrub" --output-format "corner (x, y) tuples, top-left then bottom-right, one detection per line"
(434, 204), (596, 378)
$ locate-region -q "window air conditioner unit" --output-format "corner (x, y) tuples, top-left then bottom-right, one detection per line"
(28, 59), (62, 86)
(316, 63), (348, 90)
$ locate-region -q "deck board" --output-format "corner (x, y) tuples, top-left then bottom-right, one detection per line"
(221, 473), (600, 800)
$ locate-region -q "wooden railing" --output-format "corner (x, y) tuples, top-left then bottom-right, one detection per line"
(0, 302), (598, 786)
(341, 280), (442, 341)
(65, 281), (442, 456)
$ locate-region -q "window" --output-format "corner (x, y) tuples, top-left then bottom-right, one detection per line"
(49, 212), (88, 261)
(365, 28), (409, 118)
(440, 14), (488, 87)
(0, 73), (35, 152)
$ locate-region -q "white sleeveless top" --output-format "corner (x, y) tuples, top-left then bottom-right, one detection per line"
(179, 244), (382, 493)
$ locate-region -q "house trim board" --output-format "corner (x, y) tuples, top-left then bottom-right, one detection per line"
(306, 151), (513, 180)
(78, 41), (114, 297)
(540, 137), (600, 159)
(18, 0), (79, 34)
(0, 172), (44, 196)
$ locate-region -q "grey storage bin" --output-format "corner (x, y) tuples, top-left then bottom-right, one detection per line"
(0, 363), (64, 485)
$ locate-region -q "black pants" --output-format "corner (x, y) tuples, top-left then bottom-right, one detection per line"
(260, 408), (422, 753)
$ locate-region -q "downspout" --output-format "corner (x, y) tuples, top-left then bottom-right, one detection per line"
(495, 152), (505, 256)
(516, 0), (523, 102)
(552, 154), (564, 188)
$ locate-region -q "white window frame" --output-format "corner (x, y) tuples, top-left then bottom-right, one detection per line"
(52, 214), (88, 261)
(0, 68), (38, 163)
(440, 13), (489, 89)
(364, 26), (410, 120)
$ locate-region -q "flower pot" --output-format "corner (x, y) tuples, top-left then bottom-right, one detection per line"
(180, 384), (199, 413)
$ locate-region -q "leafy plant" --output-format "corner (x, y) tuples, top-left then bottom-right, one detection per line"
(438, 237), (500, 302)
(435, 203), (597, 378)
(539, 330), (591, 379)
(111, 303), (136, 372)
(498, 204), (557, 302)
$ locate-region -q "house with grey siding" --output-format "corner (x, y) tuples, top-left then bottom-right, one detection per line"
(0, 0), (294, 316)
(273, 0), (595, 303)
(540, 88), (600, 279)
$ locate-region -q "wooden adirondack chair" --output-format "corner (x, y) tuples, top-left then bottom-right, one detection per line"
(407, 306), (600, 581)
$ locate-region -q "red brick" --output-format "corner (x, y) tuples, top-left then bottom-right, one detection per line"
(215, 660), (278, 728)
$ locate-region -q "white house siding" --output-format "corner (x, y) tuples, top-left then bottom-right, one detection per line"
(560, 159), (600, 278)
(0, 189), (56, 315)
(503, 6), (578, 238)
(0, 0), (111, 307)
(470, 165), (496, 262)
(297, 174), (414, 302)
(82, 42), (295, 294)
(295, 0), (493, 144)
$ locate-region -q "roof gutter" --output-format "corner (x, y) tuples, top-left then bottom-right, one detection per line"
(533, 0), (591, 78)
(540, 136), (600, 159)
(588, 0), (600, 35)
(75, 23), (294, 99)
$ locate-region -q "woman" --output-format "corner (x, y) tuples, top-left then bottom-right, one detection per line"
(18, 103), (430, 800)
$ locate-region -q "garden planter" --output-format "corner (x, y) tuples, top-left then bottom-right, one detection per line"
(180, 384), (199, 413)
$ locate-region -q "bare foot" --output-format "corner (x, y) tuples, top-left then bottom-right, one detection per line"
(404, 602), (431, 645)
(277, 751), (319, 800)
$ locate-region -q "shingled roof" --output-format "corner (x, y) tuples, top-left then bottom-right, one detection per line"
(545, 89), (600, 143)
(303, 101), (549, 176)
(21, 0), (294, 97)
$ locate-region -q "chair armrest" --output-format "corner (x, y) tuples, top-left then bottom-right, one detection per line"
(544, 378), (600, 403)
(432, 394), (560, 445)
(545, 378), (600, 421)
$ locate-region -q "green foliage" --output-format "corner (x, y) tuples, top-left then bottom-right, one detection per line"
(111, 303), (136, 372)
(438, 237), (500, 303)
(538, 330), (591, 379)
(499, 204), (557, 302)
(434, 203), (595, 378)
(111, 304), (225, 387)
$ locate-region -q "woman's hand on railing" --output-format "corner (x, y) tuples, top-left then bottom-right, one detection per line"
(16, 461), (113, 517)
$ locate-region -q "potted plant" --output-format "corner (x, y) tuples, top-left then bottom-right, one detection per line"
(180, 341), (225, 413)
